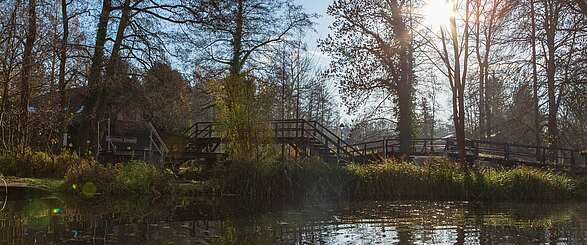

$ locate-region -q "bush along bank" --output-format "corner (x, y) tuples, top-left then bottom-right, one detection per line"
(217, 158), (576, 204)
(64, 160), (174, 198)
(0, 151), (174, 198)
(0, 150), (83, 179)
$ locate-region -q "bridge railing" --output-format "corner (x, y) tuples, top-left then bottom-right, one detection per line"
(347, 138), (450, 158)
(473, 140), (580, 166)
(184, 121), (583, 167)
(185, 119), (364, 162)
(188, 121), (222, 139)
(305, 120), (364, 160)
(270, 119), (364, 161)
(348, 137), (583, 166)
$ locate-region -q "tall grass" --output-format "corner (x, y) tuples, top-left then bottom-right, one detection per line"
(0, 150), (81, 178)
(218, 158), (575, 203)
(221, 158), (354, 203)
(0, 149), (173, 197)
(113, 160), (174, 195)
(64, 160), (174, 197)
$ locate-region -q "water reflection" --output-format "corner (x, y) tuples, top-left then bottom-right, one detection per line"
(1, 197), (586, 244)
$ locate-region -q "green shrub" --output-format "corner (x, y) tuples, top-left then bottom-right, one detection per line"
(113, 160), (173, 195)
(64, 160), (173, 197)
(0, 150), (81, 178)
(64, 160), (116, 197)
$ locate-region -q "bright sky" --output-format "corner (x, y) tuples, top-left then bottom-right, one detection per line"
(296, 0), (333, 62)
(295, 0), (451, 125)
(296, 0), (351, 122)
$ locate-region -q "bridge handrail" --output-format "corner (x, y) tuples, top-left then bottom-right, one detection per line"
(348, 137), (581, 165)
(303, 120), (364, 159)
(183, 121), (583, 166)
(147, 122), (169, 154)
(185, 119), (365, 161)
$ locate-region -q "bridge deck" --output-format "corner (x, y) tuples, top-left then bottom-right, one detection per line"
(172, 120), (586, 169)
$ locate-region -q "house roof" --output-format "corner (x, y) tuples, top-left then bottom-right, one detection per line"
(30, 87), (87, 113)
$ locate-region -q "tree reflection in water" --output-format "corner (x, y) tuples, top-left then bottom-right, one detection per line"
(0, 198), (586, 244)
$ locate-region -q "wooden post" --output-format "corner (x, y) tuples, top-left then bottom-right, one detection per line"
(504, 144), (510, 162)
(149, 129), (153, 163)
(364, 143), (367, 156)
(542, 147), (546, 164)
(301, 122), (304, 138)
(383, 139), (387, 158)
(295, 120), (299, 138)
(336, 138), (340, 164)
(534, 146), (540, 162)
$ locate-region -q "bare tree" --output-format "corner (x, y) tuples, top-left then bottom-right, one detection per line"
(433, 0), (473, 163)
(19, 0), (38, 148)
(181, 0), (313, 78)
(472, 0), (512, 139)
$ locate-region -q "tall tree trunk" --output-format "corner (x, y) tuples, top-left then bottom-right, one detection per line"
(98, 0), (132, 123)
(110, 0), (131, 63)
(544, 0), (560, 150)
(80, 0), (112, 154)
(19, 0), (38, 149)
(230, 0), (245, 77)
(530, 0), (541, 146)
(59, 0), (69, 148)
(474, 2), (485, 140)
(448, 0), (471, 164)
(390, 1), (413, 159)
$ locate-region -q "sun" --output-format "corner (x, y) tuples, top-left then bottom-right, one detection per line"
(421, 0), (453, 30)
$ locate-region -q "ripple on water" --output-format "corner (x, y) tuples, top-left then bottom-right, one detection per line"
(0, 199), (586, 244)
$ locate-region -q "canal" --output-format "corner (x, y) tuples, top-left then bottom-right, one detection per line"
(1, 197), (586, 244)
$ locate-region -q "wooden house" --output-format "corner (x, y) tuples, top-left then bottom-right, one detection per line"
(30, 87), (169, 164)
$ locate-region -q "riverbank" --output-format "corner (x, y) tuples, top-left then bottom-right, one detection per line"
(0, 151), (581, 203)
(0, 151), (174, 198)
(217, 158), (577, 203)
(2, 176), (63, 192)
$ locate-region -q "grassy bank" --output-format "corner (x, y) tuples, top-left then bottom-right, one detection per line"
(63, 160), (174, 197)
(0, 151), (578, 203)
(2, 176), (64, 192)
(218, 158), (576, 203)
(0, 151), (173, 197)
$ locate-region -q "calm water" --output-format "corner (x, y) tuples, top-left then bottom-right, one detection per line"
(1, 196), (586, 244)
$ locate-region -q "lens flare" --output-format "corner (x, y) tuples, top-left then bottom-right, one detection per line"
(422, 0), (453, 30)
(81, 182), (97, 198)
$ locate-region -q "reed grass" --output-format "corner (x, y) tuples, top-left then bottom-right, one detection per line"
(64, 160), (174, 197)
(0, 150), (81, 178)
(219, 158), (575, 203)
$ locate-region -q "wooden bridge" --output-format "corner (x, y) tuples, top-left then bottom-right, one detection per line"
(172, 119), (364, 163)
(171, 119), (586, 168)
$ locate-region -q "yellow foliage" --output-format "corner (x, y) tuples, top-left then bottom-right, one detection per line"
(207, 74), (275, 163)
